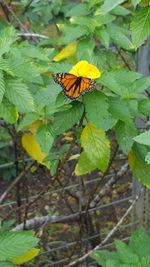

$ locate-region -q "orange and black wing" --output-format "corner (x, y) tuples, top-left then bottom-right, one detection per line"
(53, 73), (95, 100)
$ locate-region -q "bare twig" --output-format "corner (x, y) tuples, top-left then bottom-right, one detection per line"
(17, 32), (48, 39)
(90, 163), (129, 208)
(64, 187), (144, 267)
(0, 160), (35, 205)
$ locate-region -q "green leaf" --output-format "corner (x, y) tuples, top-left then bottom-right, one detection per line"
(53, 102), (84, 135)
(81, 123), (110, 172)
(0, 71), (5, 104)
(107, 24), (134, 50)
(59, 25), (88, 45)
(131, 7), (150, 48)
(100, 0), (126, 14)
(109, 97), (132, 122)
(95, 28), (110, 49)
(129, 227), (150, 258)
(115, 120), (137, 154)
(128, 144), (150, 187)
(65, 3), (90, 17)
(6, 79), (35, 113)
(99, 70), (141, 96)
(77, 39), (95, 61)
(7, 55), (44, 81)
(115, 240), (139, 264)
(36, 124), (54, 153)
(17, 113), (39, 131)
(111, 5), (130, 16)
(141, 255), (150, 265)
(0, 262), (16, 267)
(131, 0), (141, 7)
(139, 99), (150, 115)
(0, 58), (14, 76)
(145, 152), (150, 164)
(134, 130), (150, 146)
(91, 250), (119, 265)
(84, 91), (117, 130)
(0, 102), (18, 124)
(34, 84), (61, 112)
(75, 151), (97, 175)
(0, 27), (18, 56)
(0, 231), (39, 261)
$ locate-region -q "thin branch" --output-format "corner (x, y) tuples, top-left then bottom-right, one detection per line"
(90, 163), (129, 208)
(64, 187), (144, 267)
(17, 32), (49, 39)
(0, 160), (35, 204)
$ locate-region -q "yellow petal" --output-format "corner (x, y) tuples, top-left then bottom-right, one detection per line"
(21, 133), (50, 168)
(10, 248), (40, 264)
(69, 60), (101, 79)
(53, 42), (77, 62)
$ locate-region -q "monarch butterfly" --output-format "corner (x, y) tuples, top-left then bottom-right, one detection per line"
(53, 73), (95, 100)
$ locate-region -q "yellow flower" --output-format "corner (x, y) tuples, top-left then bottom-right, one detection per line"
(69, 60), (101, 79)
(53, 42), (77, 62)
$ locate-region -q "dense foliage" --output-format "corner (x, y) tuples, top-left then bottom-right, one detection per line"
(0, 0), (150, 265)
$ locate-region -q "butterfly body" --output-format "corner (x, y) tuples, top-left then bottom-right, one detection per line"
(53, 73), (95, 100)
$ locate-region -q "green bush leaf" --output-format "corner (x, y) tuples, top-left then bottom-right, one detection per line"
(0, 27), (18, 56)
(107, 23), (134, 50)
(0, 71), (5, 104)
(65, 3), (90, 17)
(77, 39), (95, 61)
(0, 262), (16, 267)
(34, 84), (61, 112)
(115, 240), (139, 264)
(53, 102), (84, 135)
(99, 70), (141, 96)
(75, 151), (97, 175)
(131, 0), (141, 7)
(109, 97), (132, 122)
(0, 231), (39, 261)
(128, 144), (150, 187)
(81, 123), (110, 172)
(36, 124), (54, 153)
(100, 0), (125, 14)
(6, 79), (35, 113)
(134, 130), (150, 146)
(17, 113), (39, 131)
(0, 102), (18, 124)
(131, 7), (150, 48)
(139, 99), (150, 115)
(84, 91), (116, 130)
(91, 250), (119, 265)
(129, 227), (150, 258)
(95, 28), (110, 49)
(59, 25), (88, 45)
(115, 120), (137, 154)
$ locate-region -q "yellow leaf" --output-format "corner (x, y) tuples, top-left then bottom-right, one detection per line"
(27, 120), (43, 134)
(68, 154), (80, 160)
(11, 248), (40, 264)
(53, 42), (77, 62)
(69, 60), (101, 79)
(21, 133), (50, 168)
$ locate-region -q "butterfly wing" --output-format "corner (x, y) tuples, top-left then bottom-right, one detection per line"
(53, 73), (95, 100)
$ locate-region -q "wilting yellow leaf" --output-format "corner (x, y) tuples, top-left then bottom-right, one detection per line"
(68, 154), (80, 161)
(27, 120), (43, 134)
(21, 133), (50, 168)
(53, 42), (77, 62)
(11, 248), (40, 264)
(69, 60), (101, 79)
